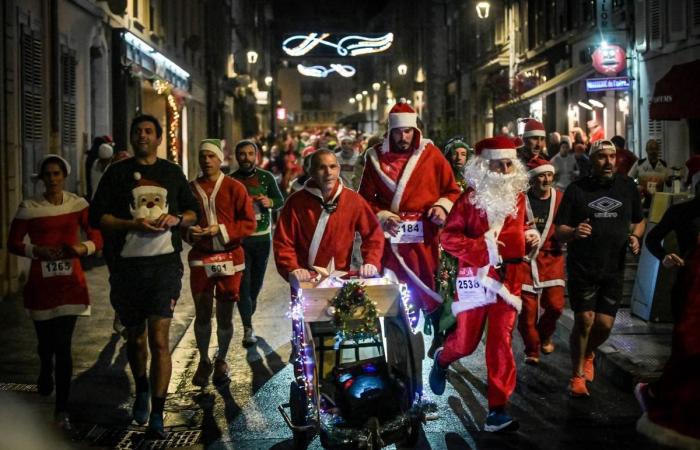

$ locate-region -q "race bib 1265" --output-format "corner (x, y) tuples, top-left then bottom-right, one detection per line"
(41, 259), (73, 278)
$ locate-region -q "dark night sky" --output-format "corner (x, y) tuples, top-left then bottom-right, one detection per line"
(271, 0), (389, 34)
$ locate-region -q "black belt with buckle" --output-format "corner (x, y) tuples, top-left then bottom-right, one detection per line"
(496, 257), (524, 280)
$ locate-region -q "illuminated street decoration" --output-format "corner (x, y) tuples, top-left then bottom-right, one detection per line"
(283, 32), (394, 57)
(297, 63), (356, 78)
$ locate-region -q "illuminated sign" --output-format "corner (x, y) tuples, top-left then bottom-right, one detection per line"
(297, 63), (356, 78)
(591, 44), (626, 76)
(282, 33), (394, 57)
(586, 77), (630, 92)
(124, 31), (190, 81)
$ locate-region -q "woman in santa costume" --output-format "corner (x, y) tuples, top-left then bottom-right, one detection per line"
(635, 175), (700, 449)
(274, 149), (384, 282)
(7, 154), (103, 432)
(428, 136), (539, 433)
(518, 158), (565, 365)
(358, 100), (461, 353)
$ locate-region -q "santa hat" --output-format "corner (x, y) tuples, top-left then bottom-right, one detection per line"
(520, 118), (546, 138)
(388, 99), (418, 130)
(474, 136), (519, 160)
(132, 177), (167, 199)
(98, 142), (114, 159)
(527, 157), (556, 178)
(199, 139), (224, 161)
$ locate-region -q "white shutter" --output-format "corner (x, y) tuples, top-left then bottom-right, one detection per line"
(691, 0), (700, 35)
(635, 0), (648, 51)
(668, 0), (687, 42)
(648, 119), (664, 150)
(649, 0), (663, 50)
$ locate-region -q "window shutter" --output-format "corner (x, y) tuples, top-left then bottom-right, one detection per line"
(668, 0), (687, 42)
(20, 26), (45, 197)
(648, 119), (664, 150)
(649, 0), (663, 50)
(635, 0), (648, 52)
(690, 0), (700, 35)
(61, 47), (78, 153)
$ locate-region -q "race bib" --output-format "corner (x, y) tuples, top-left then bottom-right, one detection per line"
(41, 259), (73, 278)
(390, 220), (424, 244)
(204, 260), (237, 278)
(456, 276), (486, 304)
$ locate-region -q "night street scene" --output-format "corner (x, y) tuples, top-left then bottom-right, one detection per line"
(1, 0), (700, 449)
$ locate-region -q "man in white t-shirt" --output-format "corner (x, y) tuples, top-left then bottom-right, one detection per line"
(550, 136), (577, 191)
(335, 136), (359, 189)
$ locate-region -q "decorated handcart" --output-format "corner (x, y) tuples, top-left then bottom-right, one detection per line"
(278, 267), (436, 449)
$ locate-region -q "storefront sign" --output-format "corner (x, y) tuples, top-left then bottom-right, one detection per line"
(592, 44), (626, 75)
(597, 0), (612, 30)
(586, 77), (630, 92)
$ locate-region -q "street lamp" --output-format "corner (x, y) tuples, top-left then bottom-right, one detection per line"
(397, 64), (408, 76)
(578, 100), (593, 111)
(476, 2), (490, 19)
(362, 90), (368, 96)
(264, 76), (273, 86)
(247, 51), (258, 64)
(355, 93), (363, 101)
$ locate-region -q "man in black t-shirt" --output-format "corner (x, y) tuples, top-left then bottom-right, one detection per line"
(90, 115), (200, 439)
(555, 140), (645, 398)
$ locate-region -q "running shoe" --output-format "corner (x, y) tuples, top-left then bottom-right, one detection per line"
(484, 409), (519, 432)
(569, 375), (590, 397)
(429, 349), (447, 395)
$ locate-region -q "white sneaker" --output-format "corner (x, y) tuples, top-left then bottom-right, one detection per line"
(242, 327), (258, 346)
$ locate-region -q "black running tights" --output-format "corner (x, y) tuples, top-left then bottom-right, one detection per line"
(33, 315), (77, 414)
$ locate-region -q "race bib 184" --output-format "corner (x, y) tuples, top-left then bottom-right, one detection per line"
(41, 259), (73, 278)
(390, 220), (424, 244)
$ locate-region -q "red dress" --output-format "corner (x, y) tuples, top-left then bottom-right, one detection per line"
(7, 192), (103, 320)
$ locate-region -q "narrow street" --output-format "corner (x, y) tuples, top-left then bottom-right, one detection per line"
(0, 248), (662, 449)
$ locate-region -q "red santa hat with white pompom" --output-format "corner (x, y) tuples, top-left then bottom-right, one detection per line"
(527, 157), (556, 178)
(474, 136), (521, 160)
(388, 98), (418, 130)
(519, 118), (546, 138)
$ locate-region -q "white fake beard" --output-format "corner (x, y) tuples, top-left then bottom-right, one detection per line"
(463, 157), (529, 227)
(130, 203), (169, 221)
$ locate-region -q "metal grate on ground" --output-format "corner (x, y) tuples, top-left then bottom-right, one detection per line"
(81, 424), (201, 449)
(0, 382), (37, 392)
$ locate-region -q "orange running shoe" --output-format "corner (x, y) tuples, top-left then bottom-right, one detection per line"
(569, 375), (590, 397)
(583, 353), (595, 381)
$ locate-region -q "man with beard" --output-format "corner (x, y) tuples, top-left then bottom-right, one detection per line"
(274, 150), (384, 283)
(187, 139), (256, 387)
(429, 136), (539, 432)
(517, 118), (547, 163)
(444, 137), (472, 190)
(518, 158), (565, 365)
(555, 140), (645, 397)
(232, 139), (284, 346)
(90, 115), (200, 438)
(359, 101), (461, 355)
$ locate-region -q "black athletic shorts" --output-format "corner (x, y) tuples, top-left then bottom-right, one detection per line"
(567, 273), (624, 316)
(110, 260), (183, 327)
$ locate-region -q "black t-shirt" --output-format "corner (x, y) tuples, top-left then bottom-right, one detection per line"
(527, 191), (551, 234)
(555, 174), (643, 278)
(89, 157), (200, 266)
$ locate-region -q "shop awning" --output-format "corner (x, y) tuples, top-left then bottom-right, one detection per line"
(649, 59), (700, 120)
(495, 64), (594, 110)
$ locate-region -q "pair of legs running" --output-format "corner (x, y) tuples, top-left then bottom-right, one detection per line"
(192, 292), (234, 387)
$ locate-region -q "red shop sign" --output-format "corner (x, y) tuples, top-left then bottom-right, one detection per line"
(591, 44), (626, 76)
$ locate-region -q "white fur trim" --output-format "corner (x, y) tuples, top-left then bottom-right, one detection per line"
(636, 413), (700, 450)
(15, 192), (88, 220)
(389, 112), (417, 130)
(25, 244), (36, 259)
(390, 139), (431, 212)
(367, 147), (397, 190)
(81, 240), (96, 256)
(200, 142), (224, 161)
(305, 181), (344, 267)
(219, 223), (230, 245)
(481, 274), (522, 312)
(29, 304), (90, 321)
(133, 184), (168, 199)
(522, 130), (546, 138)
(528, 164), (555, 177)
(389, 242), (442, 304)
(525, 192), (562, 289)
(481, 148), (517, 160)
(432, 197), (454, 214)
(193, 173), (226, 251)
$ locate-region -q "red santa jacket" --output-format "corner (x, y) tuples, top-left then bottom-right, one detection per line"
(7, 191), (103, 320)
(522, 189), (565, 293)
(274, 180), (384, 281)
(358, 139), (461, 306)
(440, 189), (529, 313)
(188, 173), (256, 269)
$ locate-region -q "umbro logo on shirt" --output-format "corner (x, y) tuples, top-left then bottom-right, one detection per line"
(588, 196), (622, 218)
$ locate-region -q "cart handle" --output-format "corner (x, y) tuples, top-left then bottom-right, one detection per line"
(277, 403), (316, 432)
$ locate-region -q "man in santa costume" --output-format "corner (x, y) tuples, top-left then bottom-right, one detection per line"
(517, 158), (565, 365)
(358, 100), (461, 354)
(428, 136), (539, 433)
(274, 149), (384, 283)
(517, 117), (547, 163)
(187, 139), (256, 387)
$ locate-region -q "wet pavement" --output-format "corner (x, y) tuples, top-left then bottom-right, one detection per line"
(0, 248), (671, 449)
